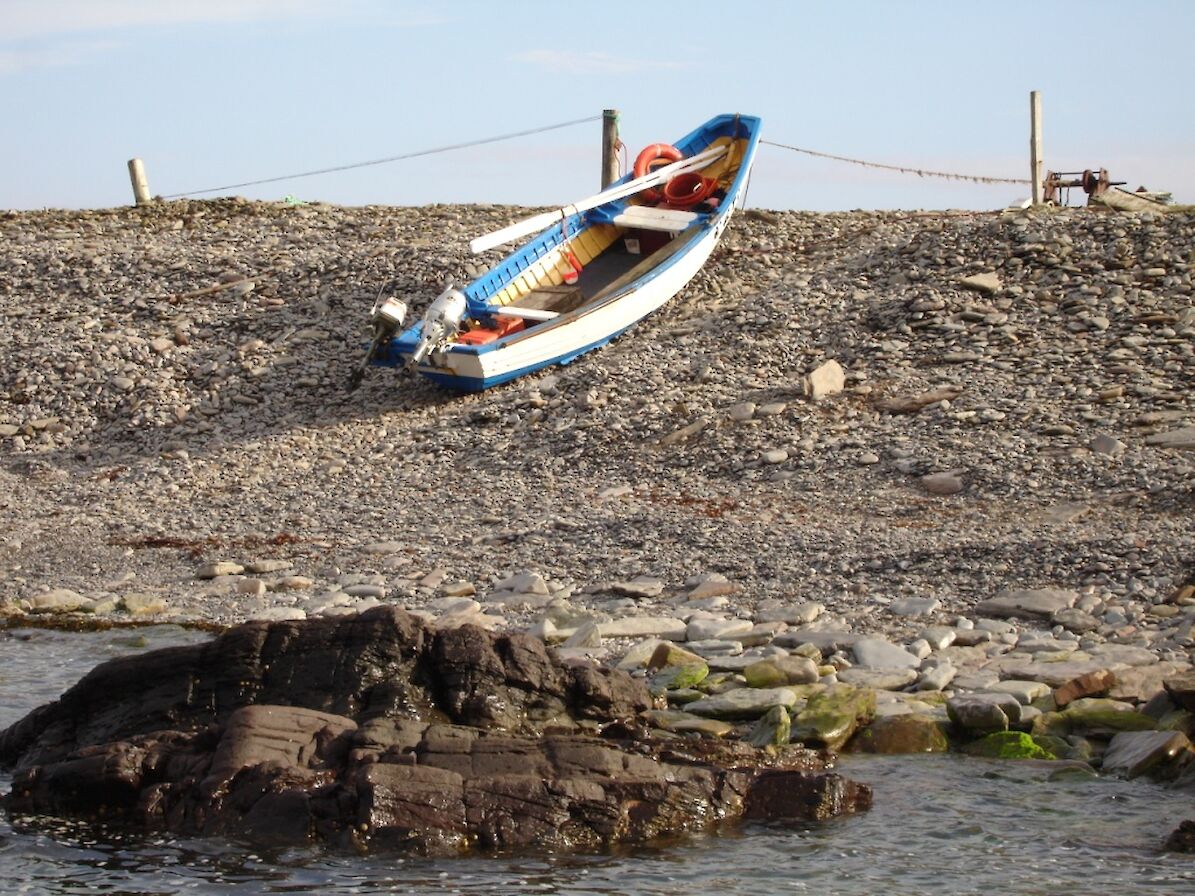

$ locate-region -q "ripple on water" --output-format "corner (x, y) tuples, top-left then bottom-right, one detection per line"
(0, 630), (1193, 895)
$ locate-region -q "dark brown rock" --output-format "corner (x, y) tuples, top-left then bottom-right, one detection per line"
(0, 608), (870, 853)
(1054, 669), (1116, 708)
(1166, 819), (1195, 854)
(1164, 673), (1195, 712)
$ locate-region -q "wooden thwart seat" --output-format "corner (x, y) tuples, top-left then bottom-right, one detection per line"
(611, 206), (702, 232)
(484, 285), (588, 322)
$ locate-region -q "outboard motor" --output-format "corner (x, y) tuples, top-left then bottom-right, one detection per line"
(410, 286), (467, 366)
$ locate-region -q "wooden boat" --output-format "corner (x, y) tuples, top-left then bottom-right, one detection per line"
(357, 113), (761, 391)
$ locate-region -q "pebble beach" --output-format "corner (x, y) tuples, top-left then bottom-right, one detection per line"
(1, 199), (1193, 780)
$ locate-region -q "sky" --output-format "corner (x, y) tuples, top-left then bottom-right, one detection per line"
(1, 0), (1192, 212)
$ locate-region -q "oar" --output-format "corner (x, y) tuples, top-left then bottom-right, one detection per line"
(469, 144), (727, 254)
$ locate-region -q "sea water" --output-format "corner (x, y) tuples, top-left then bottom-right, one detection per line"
(1, 628), (1191, 896)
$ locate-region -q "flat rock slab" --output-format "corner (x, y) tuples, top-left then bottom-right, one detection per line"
(838, 668), (919, 690)
(597, 617), (686, 640)
(1145, 426), (1195, 450)
(1101, 731), (1193, 779)
(986, 657), (1114, 689)
(959, 272), (1002, 294)
(852, 638), (922, 670)
(774, 629), (860, 653)
(975, 588), (1078, 620)
(888, 598), (941, 617)
(686, 687), (799, 720)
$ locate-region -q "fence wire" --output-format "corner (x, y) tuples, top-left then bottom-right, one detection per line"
(161, 115), (601, 199)
(761, 139), (1031, 185)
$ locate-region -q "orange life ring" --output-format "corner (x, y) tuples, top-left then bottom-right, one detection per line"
(633, 143), (684, 203)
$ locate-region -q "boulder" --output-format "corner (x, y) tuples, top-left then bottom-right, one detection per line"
(791, 685), (877, 751)
(0, 608), (871, 852)
(1100, 730), (1193, 780)
(846, 714), (949, 754)
(1053, 669), (1116, 709)
(961, 731), (1056, 761)
(975, 588), (1077, 620)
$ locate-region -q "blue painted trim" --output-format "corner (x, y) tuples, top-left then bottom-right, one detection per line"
(366, 114), (762, 389)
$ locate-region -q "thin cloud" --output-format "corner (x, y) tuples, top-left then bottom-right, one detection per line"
(0, 40), (122, 74)
(513, 49), (689, 75)
(0, 1), (342, 39)
(0, 1), (445, 40)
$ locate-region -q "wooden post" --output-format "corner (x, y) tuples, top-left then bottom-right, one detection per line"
(601, 109), (620, 189)
(127, 158), (152, 206)
(1029, 91), (1043, 205)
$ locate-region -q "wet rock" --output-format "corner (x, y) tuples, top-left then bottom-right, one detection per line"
(1164, 673), (1195, 712)
(947, 696), (1010, 734)
(1101, 730), (1194, 780)
(0, 609), (870, 850)
(846, 714), (949, 754)
(747, 705), (791, 748)
(791, 685), (876, 750)
(962, 731), (1056, 760)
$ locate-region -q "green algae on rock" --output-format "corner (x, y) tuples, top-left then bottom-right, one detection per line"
(962, 731), (1057, 761)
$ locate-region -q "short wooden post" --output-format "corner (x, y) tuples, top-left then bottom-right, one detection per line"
(1029, 91), (1043, 205)
(601, 109), (620, 189)
(127, 158), (152, 206)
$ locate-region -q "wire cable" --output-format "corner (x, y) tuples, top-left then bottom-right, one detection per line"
(761, 139), (1031, 185)
(162, 115), (601, 199)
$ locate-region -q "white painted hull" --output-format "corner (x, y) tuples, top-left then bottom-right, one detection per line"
(417, 211), (732, 390)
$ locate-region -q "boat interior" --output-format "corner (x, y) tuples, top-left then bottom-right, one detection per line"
(453, 131), (752, 345)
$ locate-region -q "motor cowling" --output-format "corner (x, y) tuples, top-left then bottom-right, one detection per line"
(411, 286), (467, 365)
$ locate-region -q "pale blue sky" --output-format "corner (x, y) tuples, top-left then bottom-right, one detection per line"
(2, 0), (1191, 211)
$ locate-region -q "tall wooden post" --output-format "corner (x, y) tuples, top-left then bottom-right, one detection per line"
(601, 109), (620, 189)
(127, 158), (152, 206)
(1029, 91), (1043, 205)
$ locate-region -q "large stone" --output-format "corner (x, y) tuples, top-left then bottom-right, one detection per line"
(743, 656), (819, 689)
(686, 687), (799, 720)
(747, 705), (792, 748)
(1145, 426), (1195, 450)
(686, 618), (753, 642)
(29, 589), (93, 614)
(838, 668), (919, 690)
(791, 685), (876, 751)
(1053, 669), (1116, 708)
(196, 561), (245, 579)
(805, 359), (845, 400)
(975, 588), (1078, 620)
(597, 617), (686, 640)
(947, 696), (1010, 734)
(852, 637), (921, 670)
(959, 272), (1001, 294)
(1101, 730), (1193, 780)
(846, 714), (949, 754)
(1165, 673), (1195, 712)
(0, 608), (871, 851)
(962, 731), (1056, 761)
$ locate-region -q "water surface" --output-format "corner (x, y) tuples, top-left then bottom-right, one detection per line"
(1, 628), (1190, 895)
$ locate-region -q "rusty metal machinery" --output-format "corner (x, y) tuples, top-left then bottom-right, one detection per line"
(1042, 167), (1126, 205)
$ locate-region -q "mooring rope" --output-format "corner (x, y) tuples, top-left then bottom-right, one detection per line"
(162, 115), (602, 199)
(761, 139), (1031, 185)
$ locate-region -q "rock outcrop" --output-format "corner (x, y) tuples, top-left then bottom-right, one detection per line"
(0, 607), (870, 852)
